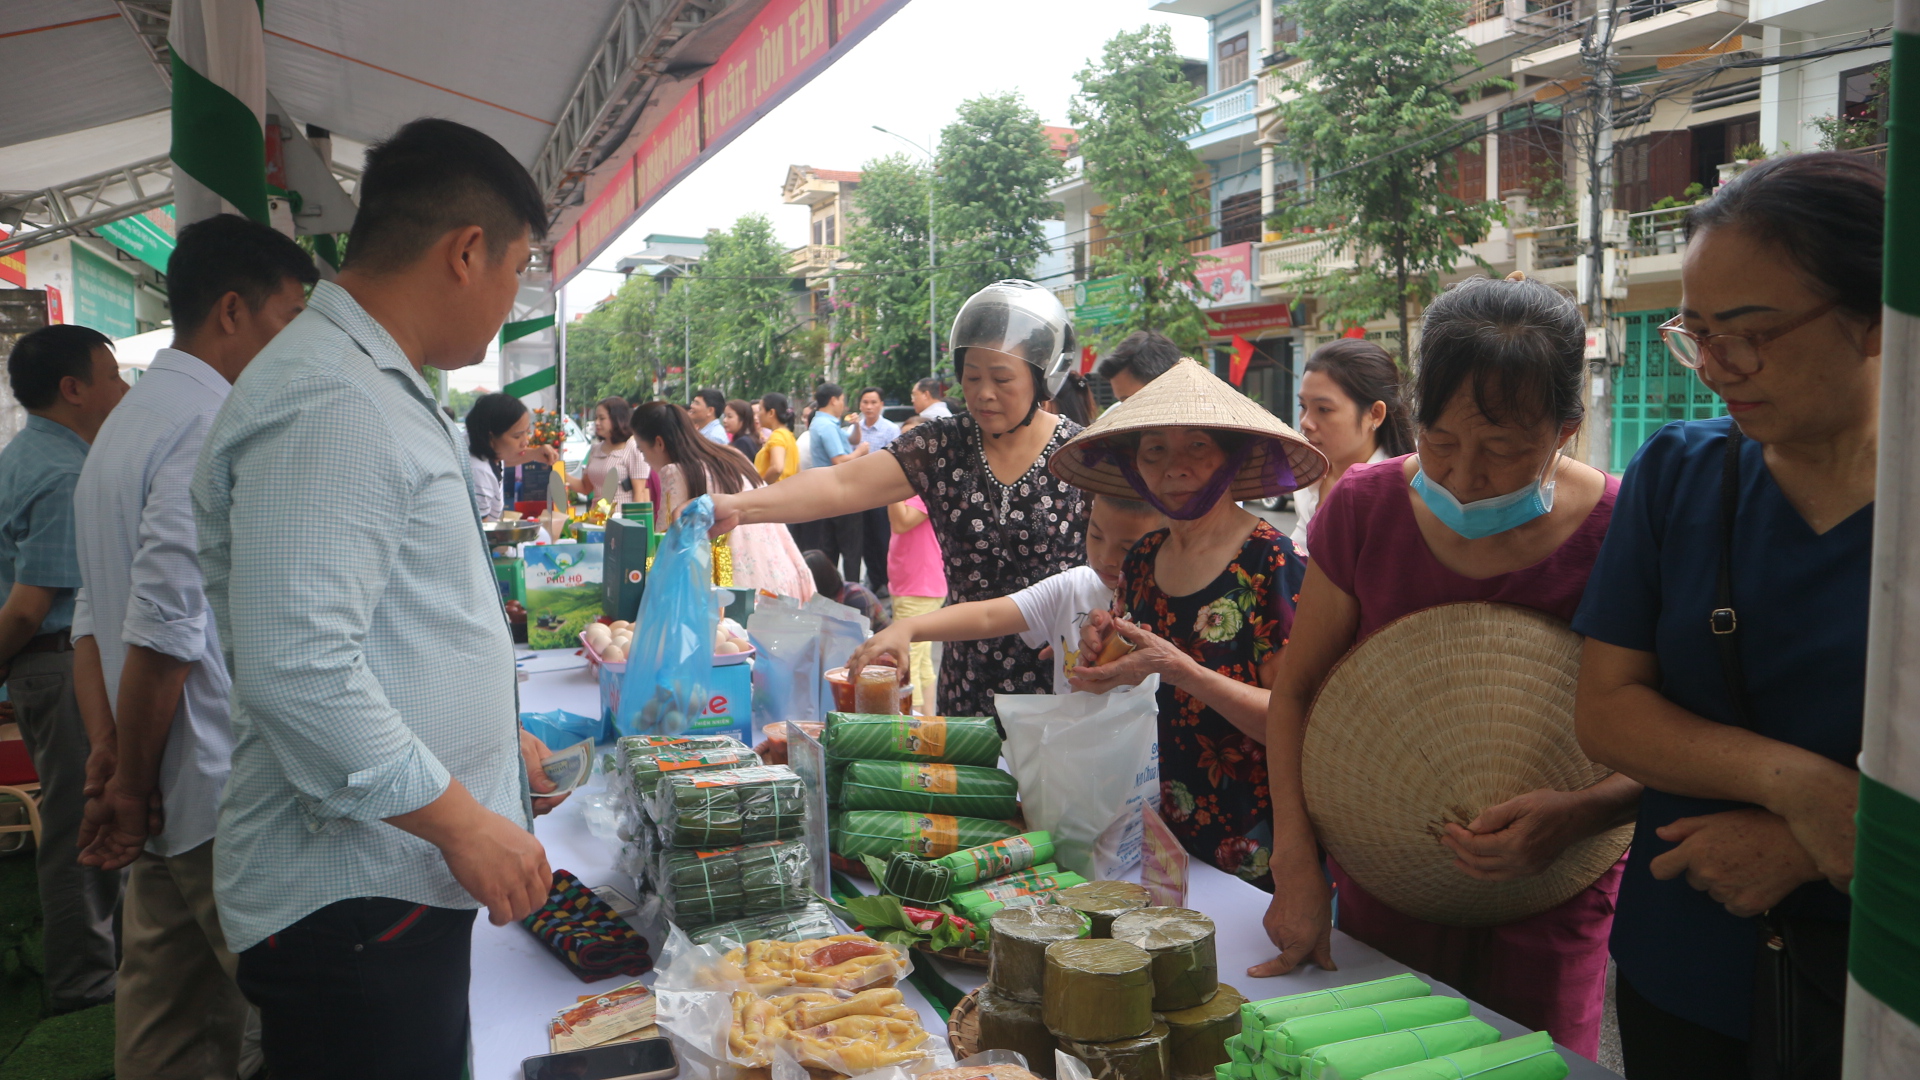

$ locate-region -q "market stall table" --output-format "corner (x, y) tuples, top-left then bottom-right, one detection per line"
(471, 651), (1622, 1080)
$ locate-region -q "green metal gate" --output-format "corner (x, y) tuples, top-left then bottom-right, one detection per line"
(1610, 308), (1727, 473)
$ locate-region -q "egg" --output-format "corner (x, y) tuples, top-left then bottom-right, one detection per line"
(611, 620), (632, 632)
(603, 645), (626, 662)
(585, 625), (612, 647)
(715, 640), (740, 654)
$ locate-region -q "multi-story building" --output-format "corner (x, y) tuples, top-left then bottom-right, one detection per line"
(783, 165), (862, 329)
(614, 233), (708, 288)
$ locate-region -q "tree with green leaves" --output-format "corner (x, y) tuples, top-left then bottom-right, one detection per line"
(686, 214), (812, 398)
(836, 153), (937, 398)
(566, 272), (686, 406)
(936, 92), (1066, 310)
(1271, 0), (1503, 367)
(1070, 25), (1210, 352)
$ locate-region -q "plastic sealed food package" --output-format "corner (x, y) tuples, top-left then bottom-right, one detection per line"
(1298, 1017), (1499, 1080)
(725, 934), (915, 995)
(646, 839), (813, 930)
(727, 985), (937, 1072)
(689, 903), (841, 947)
(1160, 983), (1246, 1080)
(617, 495), (717, 739)
(1262, 996), (1472, 1072)
(937, 832), (1056, 886)
(1241, 972), (1430, 1030)
(824, 712), (1004, 767)
(627, 745), (763, 801)
(840, 760), (1021, 819)
(833, 810), (1021, 860)
(648, 766), (809, 848)
(1358, 1032), (1566, 1080)
(1109, 907), (1218, 1012)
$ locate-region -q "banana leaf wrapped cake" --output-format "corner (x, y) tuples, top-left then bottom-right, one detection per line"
(1297, 1017), (1499, 1080)
(1057, 881), (1152, 936)
(1160, 983), (1245, 1080)
(647, 765), (807, 847)
(990, 903), (1093, 1003)
(840, 760), (1021, 818)
(976, 985), (1062, 1078)
(1043, 939), (1155, 1042)
(1111, 908), (1218, 1011)
(646, 838), (811, 930)
(823, 713), (1003, 766)
(688, 902), (840, 947)
(1058, 1022), (1171, 1080)
(1241, 973), (1431, 1030)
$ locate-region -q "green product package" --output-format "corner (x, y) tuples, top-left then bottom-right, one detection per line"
(935, 831), (1056, 884)
(840, 759), (1020, 818)
(688, 902), (841, 946)
(822, 712), (1003, 766)
(952, 871), (1089, 920)
(626, 745), (761, 801)
(1298, 1017), (1500, 1080)
(1243, 973), (1432, 1030)
(1225, 1034), (1256, 1064)
(1357, 1033), (1566, 1080)
(1263, 998), (1472, 1073)
(832, 810), (1020, 860)
(648, 766), (807, 847)
(649, 838), (812, 930)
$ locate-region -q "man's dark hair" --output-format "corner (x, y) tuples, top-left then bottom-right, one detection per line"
(814, 382), (844, 410)
(168, 214), (319, 335)
(1095, 329), (1180, 386)
(465, 391), (529, 462)
(857, 386), (885, 406)
(913, 376), (944, 399)
(803, 549), (844, 599)
(8, 324), (112, 410)
(692, 387), (726, 415)
(1414, 276), (1585, 432)
(342, 118), (547, 275)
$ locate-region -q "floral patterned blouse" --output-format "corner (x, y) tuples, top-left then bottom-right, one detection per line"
(887, 412), (1087, 718)
(1119, 521), (1305, 887)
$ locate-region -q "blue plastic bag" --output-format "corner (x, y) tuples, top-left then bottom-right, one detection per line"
(616, 496), (716, 737)
(520, 709), (600, 750)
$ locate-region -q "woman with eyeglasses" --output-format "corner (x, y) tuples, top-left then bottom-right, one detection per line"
(1572, 152), (1882, 1080)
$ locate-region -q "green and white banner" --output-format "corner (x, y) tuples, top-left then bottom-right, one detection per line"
(169, 0), (268, 226)
(1847, 1), (1920, 1074)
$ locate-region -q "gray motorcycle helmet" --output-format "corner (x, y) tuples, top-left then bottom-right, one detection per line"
(949, 279), (1080, 404)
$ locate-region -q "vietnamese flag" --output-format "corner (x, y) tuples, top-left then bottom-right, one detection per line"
(1341, 325), (1368, 339)
(1080, 343), (1098, 375)
(1228, 334), (1255, 387)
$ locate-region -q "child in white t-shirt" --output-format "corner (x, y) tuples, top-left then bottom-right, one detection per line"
(845, 494), (1166, 694)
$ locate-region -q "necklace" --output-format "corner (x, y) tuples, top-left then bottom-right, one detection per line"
(975, 421), (1056, 525)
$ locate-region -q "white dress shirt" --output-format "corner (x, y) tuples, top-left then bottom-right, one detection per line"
(71, 348), (235, 857)
(699, 417), (728, 444)
(918, 401), (952, 420)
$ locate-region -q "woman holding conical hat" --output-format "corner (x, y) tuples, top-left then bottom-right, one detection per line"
(1247, 276), (1642, 1061)
(1056, 358), (1326, 887)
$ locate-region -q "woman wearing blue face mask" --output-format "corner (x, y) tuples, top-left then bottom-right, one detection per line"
(1248, 275), (1642, 1061)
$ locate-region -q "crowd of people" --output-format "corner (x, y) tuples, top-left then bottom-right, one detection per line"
(0, 99), (1882, 1080)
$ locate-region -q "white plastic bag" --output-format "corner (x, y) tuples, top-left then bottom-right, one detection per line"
(996, 677), (1162, 881)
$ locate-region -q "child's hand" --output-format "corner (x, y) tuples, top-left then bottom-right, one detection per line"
(1078, 609), (1117, 669)
(847, 621), (913, 675)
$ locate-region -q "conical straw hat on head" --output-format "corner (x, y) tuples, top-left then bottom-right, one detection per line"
(1047, 358), (1327, 502)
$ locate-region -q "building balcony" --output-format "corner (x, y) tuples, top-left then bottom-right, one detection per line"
(1511, 0), (1749, 80)
(1750, 0), (1884, 30)
(1458, 0), (1586, 72)
(1516, 204), (1692, 288)
(786, 243), (844, 278)
(1191, 80), (1259, 141)
(1255, 58), (1310, 115)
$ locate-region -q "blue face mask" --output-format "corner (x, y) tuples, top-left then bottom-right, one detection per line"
(1410, 451), (1562, 540)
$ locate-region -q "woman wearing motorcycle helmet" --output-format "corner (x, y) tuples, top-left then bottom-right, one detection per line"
(709, 280), (1088, 717)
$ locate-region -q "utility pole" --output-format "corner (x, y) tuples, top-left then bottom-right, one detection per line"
(1580, 0), (1620, 472)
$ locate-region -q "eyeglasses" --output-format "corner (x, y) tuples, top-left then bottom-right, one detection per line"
(1657, 301), (1838, 376)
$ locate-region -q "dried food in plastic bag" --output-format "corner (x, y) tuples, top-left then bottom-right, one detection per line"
(724, 934), (914, 994)
(997, 681), (1161, 881)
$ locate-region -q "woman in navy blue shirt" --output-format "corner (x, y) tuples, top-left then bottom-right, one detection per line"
(1573, 152), (1882, 1079)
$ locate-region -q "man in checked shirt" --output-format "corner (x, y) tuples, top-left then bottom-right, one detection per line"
(193, 119), (564, 1079)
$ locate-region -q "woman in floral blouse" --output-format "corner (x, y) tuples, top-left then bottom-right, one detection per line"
(1059, 359), (1325, 886)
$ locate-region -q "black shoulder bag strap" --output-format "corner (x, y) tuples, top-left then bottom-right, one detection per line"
(1712, 425), (1752, 728)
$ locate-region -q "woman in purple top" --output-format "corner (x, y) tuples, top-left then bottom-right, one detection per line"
(1250, 276), (1642, 1060)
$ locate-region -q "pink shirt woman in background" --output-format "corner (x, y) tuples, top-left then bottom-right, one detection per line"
(1252, 276), (1642, 1061)
(570, 395), (656, 506)
(887, 489), (947, 713)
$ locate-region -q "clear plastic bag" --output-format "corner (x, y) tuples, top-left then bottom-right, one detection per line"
(618, 495), (717, 738)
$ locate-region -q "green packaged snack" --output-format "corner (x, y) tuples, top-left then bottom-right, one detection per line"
(880, 851), (955, 906)
(1059, 1022), (1170, 1080)
(625, 744), (761, 799)
(1161, 983), (1246, 1080)
(990, 903), (1092, 1004)
(1242, 973), (1431, 1030)
(1043, 939), (1156, 1042)
(1225, 1033), (1257, 1065)
(823, 712), (1003, 766)
(1251, 1061), (1280, 1080)
(648, 766), (807, 847)
(832, 810), (1019, 859)
(649, 839), (811, 929)
(687, 902), (840, 946)
(977, 985), (1061, 1079)
(1298, 1017), (1500, 1080)
(953, 872), (1088, 922)
(1112, 907), (1218, 1012)
(936, 831), (1056, 885)
(1358, 1033), (1566, 1080)
(1263, 997), (1472, 1073)
(1057, 880), (1152, 936)
(840, 759), (1021, 818)
(1216, 1066), (1234, 1080)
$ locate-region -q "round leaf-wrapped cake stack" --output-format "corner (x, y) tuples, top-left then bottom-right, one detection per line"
(992, 905), (1093, 1003)
(1056, 880), (1151, 937)
(1045, 939), (1164, 1079)
(1058, 1022), (1171, 1080)
(1158, 985), (1245, 1080)
(1111, 907), (1218, 1011)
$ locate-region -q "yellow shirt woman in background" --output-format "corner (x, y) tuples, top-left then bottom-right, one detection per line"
(755, 391), (800, 483)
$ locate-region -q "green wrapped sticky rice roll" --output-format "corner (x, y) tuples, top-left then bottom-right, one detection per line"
(1216, 1066), (1233, 1080)
(652, 839), (811, 929)
(1043, 939), (1155, 1042)
(649, 766), (806, 847)
(833, 810), (1019, 859)
(1060, 1022), (1170, 1080)
(1359, 1033), (1567, 1080)
(840, 760), (1021, 818)
(1263, 997), (1472, 1073)
(688, 902), (840, 946)
(1251, 1061), (1280, 1080)
(937, 831), (1056, 885)
(1242, 973), (1431, 1030)
(1298, 1017), (1499, 1080)
(991, 903), (1094, 1003)
(1111, 907), (1218, 1011)
(1160, 983), (1245, 1080)
(823, 712), (1003, 766)
(1226, 1062), (1255, 1080)
(1224, 1033), (1257, 1065)
(977, 985), (1062, 1078)
(953, 871), (1088, 917)
(626, 745), (762, 799)
(1058, 881), (1152, 936)
(881, 851), (955, 906)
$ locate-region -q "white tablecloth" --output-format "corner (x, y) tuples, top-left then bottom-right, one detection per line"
(472, 654), (1620, 1079)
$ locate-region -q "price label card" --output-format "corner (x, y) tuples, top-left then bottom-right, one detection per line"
(1141, 803), (1188, 907)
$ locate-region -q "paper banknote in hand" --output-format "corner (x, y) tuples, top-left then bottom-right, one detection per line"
(540, 738), (595, 794)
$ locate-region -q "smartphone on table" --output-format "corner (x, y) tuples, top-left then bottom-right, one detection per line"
(521, 1035), (679, 1080)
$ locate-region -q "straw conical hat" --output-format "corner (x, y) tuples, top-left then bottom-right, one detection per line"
(1302, 602), (1631, 927)
(1048, 358), (1327, 501)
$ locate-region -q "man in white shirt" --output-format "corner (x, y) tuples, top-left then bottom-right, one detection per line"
(690, 387), (728, 444)
(851, 388), (901, 598)
(910, 376), (952, 420)
(73, 214), (316, 1078)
